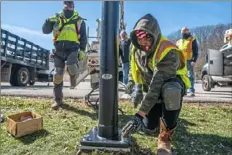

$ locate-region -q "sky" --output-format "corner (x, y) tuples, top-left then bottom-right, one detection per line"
(1, 1), (231, 50)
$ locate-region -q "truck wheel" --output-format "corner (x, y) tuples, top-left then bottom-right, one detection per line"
(16, 67), (30, 86)
(202, 75), (212, 91)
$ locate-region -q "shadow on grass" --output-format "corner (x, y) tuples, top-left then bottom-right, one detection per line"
(60, 103), (98, 120)
(17, 129), (50, 145)
(118, 114), (232, 155)
(173, 119), (232, 155)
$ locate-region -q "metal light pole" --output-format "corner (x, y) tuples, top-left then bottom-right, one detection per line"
(78, 1), (131, 153)
(97, 0), (119, 139)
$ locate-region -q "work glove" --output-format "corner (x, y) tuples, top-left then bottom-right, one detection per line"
(131, 84), (143, 108)
(48, 17), (59, 24)
(121, 113), (148, 137)
(48, 14), (60, 24)
(78, 50), (85, 61)
(125, 80), (135, 94)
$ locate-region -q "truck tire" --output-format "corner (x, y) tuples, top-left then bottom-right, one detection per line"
(15, 67), (30, 86)
(202, 75), (212, 91)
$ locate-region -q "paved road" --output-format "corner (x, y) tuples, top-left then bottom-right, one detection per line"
(1, 81), (232, 103)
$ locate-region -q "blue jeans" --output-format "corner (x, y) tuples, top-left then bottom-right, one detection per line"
(187, 60), (195, 93)
(122, 62), (130, 85)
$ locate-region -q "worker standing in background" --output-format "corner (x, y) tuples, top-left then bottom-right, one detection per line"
(176, 27), (198, 96)
(42, 1), (87, 110)
(119, 30), (131, 85)
(121, 14), (190, 155)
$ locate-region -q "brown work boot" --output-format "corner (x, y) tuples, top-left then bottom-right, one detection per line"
(157, 119), (176, 155)
(51, 100), (63, 110)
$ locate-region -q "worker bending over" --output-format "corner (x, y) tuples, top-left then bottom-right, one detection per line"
(42, 1), (87, 110)
(122, 14), (190, 155)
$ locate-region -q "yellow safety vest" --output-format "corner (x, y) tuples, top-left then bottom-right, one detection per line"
(53, 11), (83, 44)
(176, 37), (196, 60)
(130, 36), (191, 89)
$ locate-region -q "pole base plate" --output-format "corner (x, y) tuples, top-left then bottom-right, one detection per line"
(78, 127), (131, 153)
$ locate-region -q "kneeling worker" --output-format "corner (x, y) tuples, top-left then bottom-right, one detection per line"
(122, 14), (190, 155)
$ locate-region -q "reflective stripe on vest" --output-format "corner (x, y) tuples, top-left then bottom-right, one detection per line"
(131, 35), (191, 89)
(176, 37), (196, 60)
(53, 11), (82, 44)
(131, 46), (143, 84)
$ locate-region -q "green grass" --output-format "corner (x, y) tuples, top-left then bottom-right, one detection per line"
(0, 97), (232, 155)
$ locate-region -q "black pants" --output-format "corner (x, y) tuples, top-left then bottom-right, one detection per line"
(146, 101), (182, 130)
(146, 76), (185, 130)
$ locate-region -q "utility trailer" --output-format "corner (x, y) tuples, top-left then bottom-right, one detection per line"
(85, 19), (123, 90)
(201, 29), (232, 91)
(1, 29), (51, 86)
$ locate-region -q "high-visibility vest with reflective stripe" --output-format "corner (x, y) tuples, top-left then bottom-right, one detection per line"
(130, 46), (143, 84)
(53, 11), (82, 44)
(176, 37), (196, 60)
(131, 35), (191, 89)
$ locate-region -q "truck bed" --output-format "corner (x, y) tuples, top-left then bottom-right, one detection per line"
(1, 29), (49, 70)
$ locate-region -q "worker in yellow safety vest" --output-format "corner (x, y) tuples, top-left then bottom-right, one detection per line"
(176, 27), (199, 96)
(42, 1), (87, 110)
(121, 14), (190, 155)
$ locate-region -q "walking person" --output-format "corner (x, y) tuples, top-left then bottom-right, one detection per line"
(42, 1), (87, 110)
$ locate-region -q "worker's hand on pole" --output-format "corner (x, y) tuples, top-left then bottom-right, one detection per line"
(125, 80), (134, 94)
(78, 50), (85, 61)
(131, 84), (143, 108)
(121, 112), (147, 137)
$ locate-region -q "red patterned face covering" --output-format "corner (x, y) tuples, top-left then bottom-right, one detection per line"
(136, 30), (151, 51)
(136, 30), (148, 39)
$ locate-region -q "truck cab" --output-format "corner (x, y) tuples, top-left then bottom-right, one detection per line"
(201, 29), (232, 91)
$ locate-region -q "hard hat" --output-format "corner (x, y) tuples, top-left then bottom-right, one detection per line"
(181, 27), (189, 34)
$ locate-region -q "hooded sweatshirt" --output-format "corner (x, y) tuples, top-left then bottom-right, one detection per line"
(129, 14), (182, 114)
